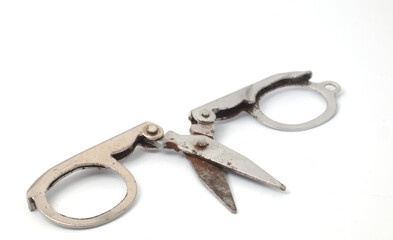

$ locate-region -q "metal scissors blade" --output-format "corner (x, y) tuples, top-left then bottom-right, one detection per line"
(187, 71), (340, 212)
(164, 132), (286, 190)
(186, 154), (237, 213)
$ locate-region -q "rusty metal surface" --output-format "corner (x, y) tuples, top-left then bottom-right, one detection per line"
(186, 154), (236, 213)
(186, 71), (340, 211)
(190, 71), (341, 133)
(27, 71), (340, 228)
(163, 132), (286, 191)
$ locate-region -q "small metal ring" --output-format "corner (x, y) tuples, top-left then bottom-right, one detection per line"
(249, 81), (341, 131)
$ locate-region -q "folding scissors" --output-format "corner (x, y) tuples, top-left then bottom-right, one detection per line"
(27, 71), (340, 228)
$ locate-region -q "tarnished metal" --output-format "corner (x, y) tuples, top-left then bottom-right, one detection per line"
(27, 71), (340, 228)
(27, 123), (284, 228)
(186, 154), (236, 213)
(27, 122), (164, 228)
(190, 71), (341, 133)
(163, 132), (285, 190)
(187, 71), (340, 211)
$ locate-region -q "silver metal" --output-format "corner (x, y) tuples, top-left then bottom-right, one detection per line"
(27, 122), (164, 228)
(146, 125), (159, 135)
(248, 80), (341, 131)
(27, 71), (340, 228)
(27, 123), (285, 228)
(163, 132), (285, 190)
(187, 71), (340, 212)
(190, 71), (341, 133)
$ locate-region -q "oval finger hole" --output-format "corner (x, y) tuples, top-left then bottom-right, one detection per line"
(259, 86), (327, 125)
(46, 167), (127, 219)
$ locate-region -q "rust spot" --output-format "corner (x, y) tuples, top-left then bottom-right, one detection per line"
(227, 162), (231, 166)
(185, 154), (237, 212)
(165, 142), (180, 152)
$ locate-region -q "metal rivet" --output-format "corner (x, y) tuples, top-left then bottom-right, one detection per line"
(201, 111), (210, 118)
(195, 140), (209, 150)
(146, 125), (158, 135)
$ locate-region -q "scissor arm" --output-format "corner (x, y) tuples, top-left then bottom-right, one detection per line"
(26, 122), (163, 228)
(189, 71), (341, 133)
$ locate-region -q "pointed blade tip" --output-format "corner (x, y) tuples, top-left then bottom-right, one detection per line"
(229, 207), (237, 214)
(226, 203), (237, 214)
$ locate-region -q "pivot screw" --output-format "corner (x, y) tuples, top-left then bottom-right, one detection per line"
(201, 110), (210, 118)
(146, 125), (158, 135)
(195, 140), (209, 150)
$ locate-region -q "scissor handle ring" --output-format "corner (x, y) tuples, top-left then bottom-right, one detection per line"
(190, 71), (341, 132)
(27, 122), (164, 228)
(249, 80), (341, 131)
(27, 158), (136, 228)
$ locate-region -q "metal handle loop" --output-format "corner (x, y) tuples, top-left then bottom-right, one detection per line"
(28, 157), (136, 228)
(27, 122), (164, 228)
(249, 80), (341, 131)
(190, 71), (341, 132)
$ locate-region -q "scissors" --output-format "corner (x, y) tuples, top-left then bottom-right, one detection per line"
(27, 71), (341, 228)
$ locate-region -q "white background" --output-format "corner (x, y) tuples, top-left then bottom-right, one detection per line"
(1, 0), (392, 239)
